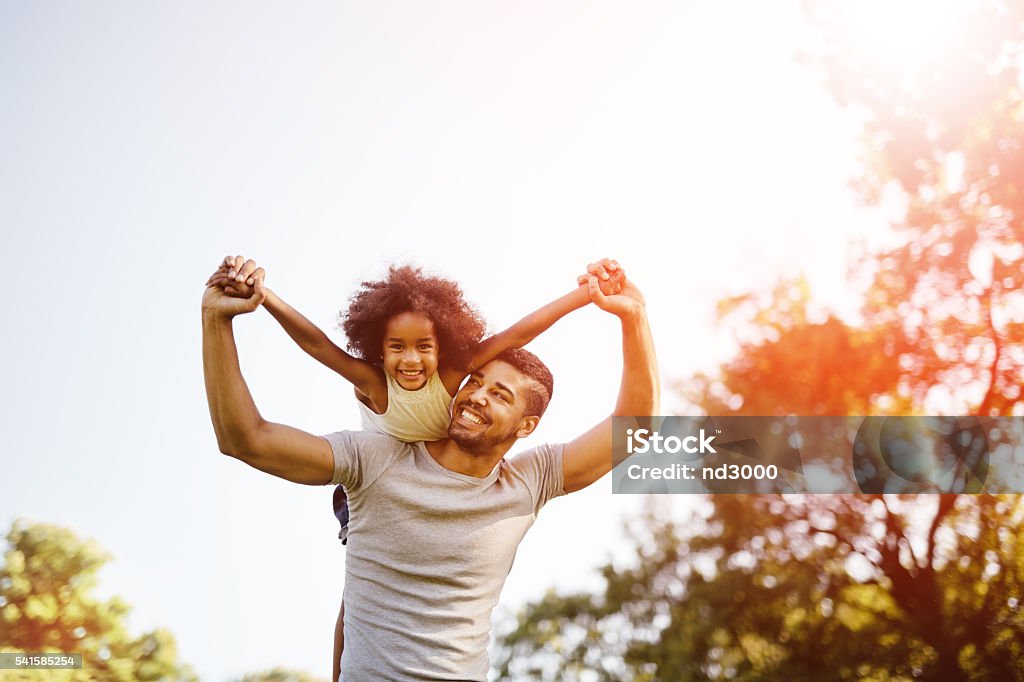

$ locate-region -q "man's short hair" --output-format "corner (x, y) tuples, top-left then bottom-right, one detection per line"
(495, 348), (554, 417)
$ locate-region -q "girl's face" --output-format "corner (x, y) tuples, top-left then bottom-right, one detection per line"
(382, 312), (440, 391)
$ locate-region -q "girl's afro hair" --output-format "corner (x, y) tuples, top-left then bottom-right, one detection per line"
(341, 264), (487, 370)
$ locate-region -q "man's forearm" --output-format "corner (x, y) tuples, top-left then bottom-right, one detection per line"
(614, 310), (659, 416)
(558, 281), (658, 493)
(202, 311), (264, 455)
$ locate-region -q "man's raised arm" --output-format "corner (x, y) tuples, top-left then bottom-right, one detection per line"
(202, 256), (335, 485)
(562, 267), (659, 493)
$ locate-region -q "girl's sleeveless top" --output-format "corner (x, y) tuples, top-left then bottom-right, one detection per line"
(356, 371), (453, 442)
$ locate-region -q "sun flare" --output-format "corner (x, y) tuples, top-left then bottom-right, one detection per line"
(824, 0), (968, 73)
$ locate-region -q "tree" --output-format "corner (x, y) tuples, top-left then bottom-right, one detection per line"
(0, 519), (196, 682)
(803, 0), (1024, 416)
(495, 3), (1024, 679)
(681, 276), (923, 416)
(496, 495), (1024, 681)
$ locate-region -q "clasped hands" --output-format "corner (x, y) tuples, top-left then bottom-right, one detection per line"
(203, 255), (642, 318)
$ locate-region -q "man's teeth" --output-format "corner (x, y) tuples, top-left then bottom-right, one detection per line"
(461, 409), (484, 425)
(399, 370), (421, 376)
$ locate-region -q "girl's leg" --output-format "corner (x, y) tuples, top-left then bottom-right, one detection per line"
(332, 598), (345, 681)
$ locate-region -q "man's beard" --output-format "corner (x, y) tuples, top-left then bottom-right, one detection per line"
(448, 420), (519, 453)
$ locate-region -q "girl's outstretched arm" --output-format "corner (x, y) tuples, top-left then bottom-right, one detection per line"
(440, 261), (624, 395)
(263, 289), (385, 395)
(208, 258), (387, 406)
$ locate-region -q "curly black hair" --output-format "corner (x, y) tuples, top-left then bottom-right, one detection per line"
(341, 264), (487, 371)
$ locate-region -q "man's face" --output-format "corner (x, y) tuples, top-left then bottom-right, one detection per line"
(382, 312), (439, 391)
(448, 360), (539, 452)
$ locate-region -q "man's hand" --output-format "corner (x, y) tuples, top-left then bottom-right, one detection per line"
(561, 262), (657, 493)
(576, 258), (625, 296)
(579, 258), (644, 319)
(202, 255), (266, 318)
(585, 276), (645, 319)
(202, 253), (336, 486)
(206, 255), (265, 299)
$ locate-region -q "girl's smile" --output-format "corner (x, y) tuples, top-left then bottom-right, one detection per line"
(383, 312), (440, 391)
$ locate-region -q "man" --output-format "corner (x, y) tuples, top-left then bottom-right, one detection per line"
(202, 258), (659, 681)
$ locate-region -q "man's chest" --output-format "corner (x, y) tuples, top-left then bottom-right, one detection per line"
(349, 467), (537, 580)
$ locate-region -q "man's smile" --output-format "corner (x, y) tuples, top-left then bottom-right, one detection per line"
(456, 405), (488, 426)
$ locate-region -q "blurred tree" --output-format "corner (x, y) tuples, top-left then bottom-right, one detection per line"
(495, 495), (1023, 681)
(803, 0), (1024, 415)
(682, 276), (922, 416)
(495, 2), (1024, 679)
(0, 519), (196, 682)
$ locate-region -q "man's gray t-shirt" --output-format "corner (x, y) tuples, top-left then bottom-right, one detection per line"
(324, 430), (566, 682)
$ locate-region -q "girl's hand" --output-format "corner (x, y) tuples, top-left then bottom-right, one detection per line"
(202, 256), (266, 319)
(585, 275), (645, 320)
(206, 255), (265, 299)
(576, 258), (625, 296)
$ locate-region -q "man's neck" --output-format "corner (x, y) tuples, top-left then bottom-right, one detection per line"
(424, 439), (509, 478)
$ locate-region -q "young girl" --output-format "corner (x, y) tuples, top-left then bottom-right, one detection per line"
(207, 255), (623, 678)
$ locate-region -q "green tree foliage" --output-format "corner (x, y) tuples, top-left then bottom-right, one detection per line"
(495, 2), (1024, 680)
(0, 519), (196, 682)
(496, 496), (1023, 681)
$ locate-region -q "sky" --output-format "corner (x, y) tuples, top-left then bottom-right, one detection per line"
(1, 2), (894, 679)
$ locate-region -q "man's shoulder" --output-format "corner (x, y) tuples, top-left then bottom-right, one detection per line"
(505, 442), (565, 472)
(323, 430), (418, 488)
(322, 429), (414, 449)
(504, 442), (567, 507)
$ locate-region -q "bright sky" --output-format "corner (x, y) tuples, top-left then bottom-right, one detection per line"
(1, 2), (892, 680)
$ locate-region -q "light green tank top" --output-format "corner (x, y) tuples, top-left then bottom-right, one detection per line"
(357, 371), (453, 442)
